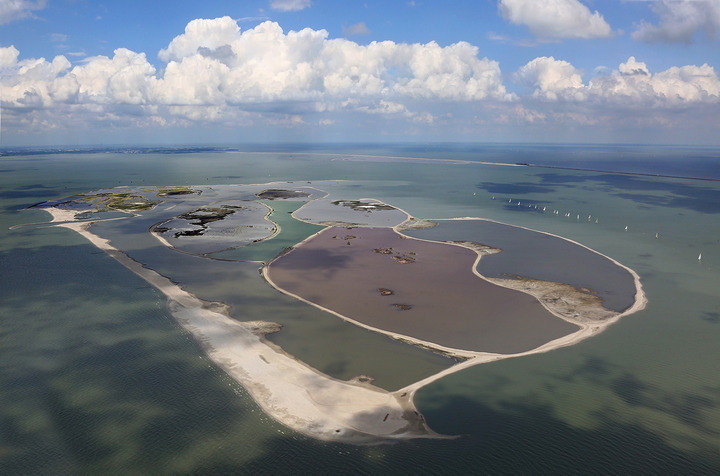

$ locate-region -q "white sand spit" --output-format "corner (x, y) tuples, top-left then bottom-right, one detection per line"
(44, 207), (439, 444)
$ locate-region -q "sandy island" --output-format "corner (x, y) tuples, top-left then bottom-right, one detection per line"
(36, 184), (647, 444)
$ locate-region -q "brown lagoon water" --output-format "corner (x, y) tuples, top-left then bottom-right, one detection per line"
(268, 226), (578, 353)
(1, 145), (719, 473)
(405, 219), (637, 312)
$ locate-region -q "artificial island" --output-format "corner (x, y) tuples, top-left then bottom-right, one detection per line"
(34, 182), (646, 443)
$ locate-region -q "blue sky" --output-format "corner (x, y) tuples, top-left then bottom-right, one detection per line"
(1, 0), (719, 145)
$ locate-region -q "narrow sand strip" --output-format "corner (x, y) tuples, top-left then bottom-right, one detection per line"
(246, 150), (522, 167)
(395, 281), (646, 400)
(44, 207), (440, 444)
(389, 216), (647, 399)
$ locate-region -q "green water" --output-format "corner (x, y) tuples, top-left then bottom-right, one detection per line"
(1, 147), (719, 472)
(209, 200), (324, 262)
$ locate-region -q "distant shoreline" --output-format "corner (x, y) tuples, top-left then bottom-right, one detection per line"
(2, 146), (718, 182)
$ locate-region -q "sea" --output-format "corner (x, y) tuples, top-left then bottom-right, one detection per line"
(1, 144), (719, 473)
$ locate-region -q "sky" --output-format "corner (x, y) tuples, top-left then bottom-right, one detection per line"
(1, 0), (719, 146)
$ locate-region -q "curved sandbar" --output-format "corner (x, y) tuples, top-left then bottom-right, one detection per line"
(405, 219), (636, 312)
(43, 207), (441, 444)
(266, 226), (579, 354)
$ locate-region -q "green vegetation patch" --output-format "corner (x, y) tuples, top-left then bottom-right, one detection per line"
(77, 192), (157, 212)
(156, 186), (195, 197)
(257, 189), (310, 200)
(331, 200), (396, 211)
(170, 206), (238, 237)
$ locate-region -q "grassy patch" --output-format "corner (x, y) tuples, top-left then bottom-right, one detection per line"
(77, 192), (156, 212)
(156, 187), (195, 197)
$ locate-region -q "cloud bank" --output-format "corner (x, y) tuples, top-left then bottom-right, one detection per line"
(517, 55), (720, 105)
(1, 17), (512, 129)
(1, 16), (718, 143)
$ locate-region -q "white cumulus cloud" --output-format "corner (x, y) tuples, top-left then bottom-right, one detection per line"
(591, 57), (720, 105)
(159, 16), (242, 63)
(0, 18), (512, 129)
(0, 44), (20, 68)
(516, 55), (720, 106)
(153, 18), (512, 104)
(515, 56), (586, 100)
(498, 0), (612, 39)
(632, 0), (720, 43)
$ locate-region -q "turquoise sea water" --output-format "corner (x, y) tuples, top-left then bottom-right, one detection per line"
(1, 145), (719, 472)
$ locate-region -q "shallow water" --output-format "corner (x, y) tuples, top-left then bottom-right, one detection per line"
(158, 199), (274, 255)
(294, 197), (408, 227)
(210, 200), (324, 262)
(1, 145), (719, 472)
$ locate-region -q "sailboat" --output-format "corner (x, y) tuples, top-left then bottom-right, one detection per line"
(624, 225), (628, 231)
(655, 233), (659, 239)
(698, 253), (702, 261)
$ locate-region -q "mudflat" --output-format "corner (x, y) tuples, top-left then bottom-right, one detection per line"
(267, 226), (579, 354)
